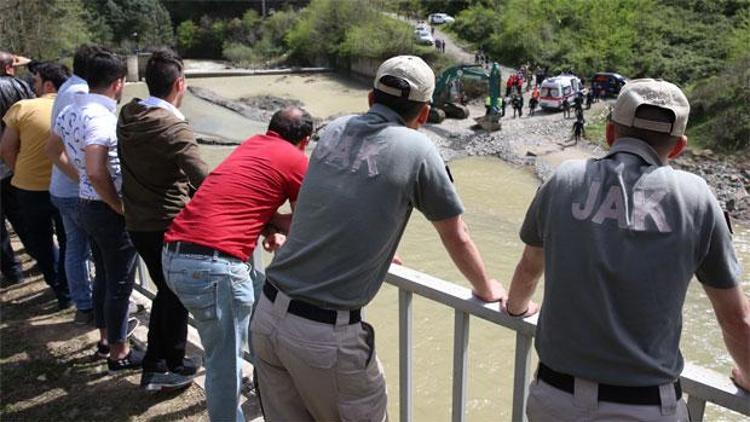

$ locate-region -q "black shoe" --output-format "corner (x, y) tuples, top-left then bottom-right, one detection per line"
(108, 349), (144, 374)
(141, 370), (193, 392)
(170, 357), (201, 377)
(74, 309), (94, 325)
(94, 341), (110, 360)
(1, 274), (22, 287)
(57, 298), (72, 310)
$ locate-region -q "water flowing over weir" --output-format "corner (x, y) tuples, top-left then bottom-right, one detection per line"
(123, 76), (750, 421)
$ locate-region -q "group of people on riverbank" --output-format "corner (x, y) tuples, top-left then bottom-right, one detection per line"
(1, 44), (749, 422)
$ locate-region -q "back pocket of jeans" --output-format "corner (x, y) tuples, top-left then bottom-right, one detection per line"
(175, 280), (218, 322)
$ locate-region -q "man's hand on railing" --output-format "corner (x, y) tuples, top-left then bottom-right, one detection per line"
(504, 300), (540, 318)
(472, 278), (507, 303)
(392, 253), (403, 265)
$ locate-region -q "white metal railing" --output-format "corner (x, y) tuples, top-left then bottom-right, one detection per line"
(385, 264), (750, 422)
(134, 258), (750, 421)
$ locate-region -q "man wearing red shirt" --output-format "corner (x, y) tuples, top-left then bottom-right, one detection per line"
(162, 106), (311, 422)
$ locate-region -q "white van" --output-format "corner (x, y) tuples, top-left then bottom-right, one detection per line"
(539, 74), (584, 110)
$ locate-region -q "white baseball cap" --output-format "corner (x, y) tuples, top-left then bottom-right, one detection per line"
(374, 55), (435, 103)
(12, 55), (30, 67)
(611, 78), (690, 137)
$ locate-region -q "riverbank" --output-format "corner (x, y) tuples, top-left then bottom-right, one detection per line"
(186, 80), (750, 222)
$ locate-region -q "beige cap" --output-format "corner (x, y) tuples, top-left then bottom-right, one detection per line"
(12, 55), (31, 67)
(611, 78), (690, 137)
(374, 55), (435, 103)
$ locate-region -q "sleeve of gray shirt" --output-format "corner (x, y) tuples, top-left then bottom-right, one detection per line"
(410, 142), (464, 221)
(695, 195), (742, 289)
(519, 182), (547, 247)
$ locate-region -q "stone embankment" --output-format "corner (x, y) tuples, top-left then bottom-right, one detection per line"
(672, 150), (750, 222)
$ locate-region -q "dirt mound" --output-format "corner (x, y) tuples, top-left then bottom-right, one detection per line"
(239, 94), (303, 112)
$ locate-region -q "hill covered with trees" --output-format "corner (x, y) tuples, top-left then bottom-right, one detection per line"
(436, 0), (749, 151)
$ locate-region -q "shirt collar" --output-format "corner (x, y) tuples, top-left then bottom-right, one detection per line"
(367, 103), (407, 126)
(138, 96), (185, 121)
(78, 93), (117, 113)
(604, 137), (666, 166)
(69, 74), (87, 86)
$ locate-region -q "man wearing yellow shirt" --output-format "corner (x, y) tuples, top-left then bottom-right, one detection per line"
(0, 62), (70, 308)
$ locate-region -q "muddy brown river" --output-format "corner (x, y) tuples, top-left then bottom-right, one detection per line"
(124, 77), (749, 421)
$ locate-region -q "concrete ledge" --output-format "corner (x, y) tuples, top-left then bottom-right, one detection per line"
(185, 67), (332, 78)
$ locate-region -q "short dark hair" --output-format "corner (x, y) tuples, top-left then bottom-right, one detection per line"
(85, 50), (126, 90)
(35, 62), (70, 90)
(372, 75), (427, 122)
(268, 107), (314, 145)
(72, 44), (100, 80)
(145, 49), (184, 98)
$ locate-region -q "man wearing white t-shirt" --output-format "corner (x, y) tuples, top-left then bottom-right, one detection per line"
(53, 49), (142, 373)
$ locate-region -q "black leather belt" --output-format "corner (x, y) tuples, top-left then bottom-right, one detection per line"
(166, 241), (239, 261)
(538, 362), (682, 406)
(79, 199), (110, 209)
(263, 283), (361, 325)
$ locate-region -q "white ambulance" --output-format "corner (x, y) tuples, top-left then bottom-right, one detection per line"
(539, 74), (584, 110)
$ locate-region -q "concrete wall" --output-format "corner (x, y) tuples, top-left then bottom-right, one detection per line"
(350, 57), (380, 79)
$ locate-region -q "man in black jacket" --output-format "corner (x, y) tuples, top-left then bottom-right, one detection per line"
(0, 51), (35, 285)
(118, 49), (208, 392)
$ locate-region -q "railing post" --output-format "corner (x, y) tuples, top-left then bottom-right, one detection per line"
(136, 256), (148, 288)
(452, 311), (470, 422)
(399, 290), (413, 422)
(512, 332), (533, 422)
(686, 395), (706, 422)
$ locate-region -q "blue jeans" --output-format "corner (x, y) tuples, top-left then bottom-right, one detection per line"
(51, 195), (92, 310)
(79, 200), (136, 343)
(162, 245), (255, 422)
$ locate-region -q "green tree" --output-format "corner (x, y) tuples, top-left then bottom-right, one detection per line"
(0, 0), (92, 59)
(340, 14), (419, 59)
(262, 8), (301, 48)
(83, 0), (174, 50)
(176, 20), (199, 54)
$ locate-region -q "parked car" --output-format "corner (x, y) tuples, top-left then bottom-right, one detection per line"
(591, 72), (627, 97)
(429, 13), (455, 24)
(539, 74), (585, 110)
(414, 29), (434, 46)
(415, 22), (429, 31)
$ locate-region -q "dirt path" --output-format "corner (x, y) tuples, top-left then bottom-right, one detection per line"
(430, 24), (517, 76)
(0, 271), (211, 421)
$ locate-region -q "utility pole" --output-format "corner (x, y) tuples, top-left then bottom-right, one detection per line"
(261, 0), (266, 18)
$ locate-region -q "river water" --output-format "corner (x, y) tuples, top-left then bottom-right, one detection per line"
(124, 78), (749, 421)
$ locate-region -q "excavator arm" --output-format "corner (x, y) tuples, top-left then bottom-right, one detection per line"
(429, 63), (502, 123)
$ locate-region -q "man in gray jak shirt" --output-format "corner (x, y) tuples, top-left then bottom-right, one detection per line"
(252, 55), (506, 421)
(506, 79), (750, 421)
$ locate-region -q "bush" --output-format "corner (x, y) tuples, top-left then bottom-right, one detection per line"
(688, 54), (750, 151)
(263, 8), (300, 49)
(339, 15), (418, 59)
(222, 42), (259, 67)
